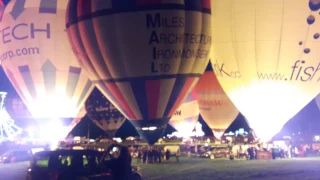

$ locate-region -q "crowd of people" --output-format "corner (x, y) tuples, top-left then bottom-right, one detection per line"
(129, 146), (182, 164)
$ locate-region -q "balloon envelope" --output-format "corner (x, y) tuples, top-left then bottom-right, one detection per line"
(211, 0), (320, 141)
(66, 0), (212, 144)
(194, 62), (239, 139)
(0, 0), (94, 119)
(85, 88), (126, 138)
(169, 92), (199, 136)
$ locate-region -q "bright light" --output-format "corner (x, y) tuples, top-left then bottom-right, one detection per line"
(39, 118), (70, 150)
(27, 95), (80, 118)
(314, 135), (320, 141)
(142, 127), (157, 131)
(227, 81), (308, 141)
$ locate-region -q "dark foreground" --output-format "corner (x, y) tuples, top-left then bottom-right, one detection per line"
(2, 158), (320, 180)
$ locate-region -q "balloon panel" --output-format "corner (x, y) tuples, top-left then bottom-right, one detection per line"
(0, 0), (94, 119)
(195, 62), (239, 138)
(85, 88), (126, 136)
(66, 0), (212, 145)
(211, 0), (320, 140)
(169, 92), (199, 135)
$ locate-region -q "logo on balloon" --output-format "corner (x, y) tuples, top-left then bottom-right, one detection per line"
(212, 62), (241, 78)
(147, 13), (211, 73)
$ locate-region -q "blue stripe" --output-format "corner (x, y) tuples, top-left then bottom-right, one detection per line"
(111, 0), (136, 11)
(41, 60), (56, 96)
(67, 0), (78, 27)
(129, 79), (149, 120)
(76, 79), (92, 107)
(39, 0), (57, 14)
(206, 61), (213, 71)
(66, 3), (211, 27)
(9, 0), (26, 20)
(66, 67), (81, 98)
(163, 75), (188, 116)
(18, 65), (37, 99)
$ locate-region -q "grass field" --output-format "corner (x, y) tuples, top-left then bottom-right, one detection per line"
(135, 157), (320, 180)
(2, 157), (320, 180)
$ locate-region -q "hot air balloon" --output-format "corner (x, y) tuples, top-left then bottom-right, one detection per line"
(0, 0), (94, 139)
(169, 91), (199, 137)
(85, 88), (126, 138)
(194, 62), (239, 139)
(66, 0), (212, 145)
(210, 0), (320, 141)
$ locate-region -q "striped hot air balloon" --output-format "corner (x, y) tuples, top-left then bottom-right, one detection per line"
(0, 0), (94, 127)
(85, 88), (126, 138)
(66, 0), (212, 145)
(194, 62), (239, 140)
(211, 0), (320, 141)
(169, 91), (199, 137)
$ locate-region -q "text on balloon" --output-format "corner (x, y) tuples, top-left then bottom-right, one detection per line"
(152, 47), (208, 60)
(0, 23), (50, 44)
(198, 100), (228, 107)
(173, 110), (182, 116)
(0, 47), (40, 63)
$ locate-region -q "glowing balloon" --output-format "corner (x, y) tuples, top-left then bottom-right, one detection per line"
(66, 0), (212, 145)
(211, 0), (320, 141)
(0, 0), (94, 120)
(169, 92), (199, 137)
(194, 62), (239, 139)
(85, 88), (126, 138)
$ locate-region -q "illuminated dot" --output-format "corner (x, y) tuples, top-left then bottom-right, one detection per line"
(314, 33), (320, 39)
(307, 15), (316, 25)
(304, 48), (311, 54)
(299, 41), (303, 45)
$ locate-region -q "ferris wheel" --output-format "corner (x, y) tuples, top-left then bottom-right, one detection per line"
(0, 92), (22, 139)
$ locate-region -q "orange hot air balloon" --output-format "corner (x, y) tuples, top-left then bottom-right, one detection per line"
(194, 62), (239, 139)
(66, 0), (212, 145)
(0, 0), (94, 126)
(169, 91), (199, 137)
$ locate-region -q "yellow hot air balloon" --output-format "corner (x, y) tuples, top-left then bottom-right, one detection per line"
(211, 0), (320, 141)
(194, 62), (239, 139)
(66, 0), (212, 145)
(0, 0), (94, 132)
(169, 91), (199, 137)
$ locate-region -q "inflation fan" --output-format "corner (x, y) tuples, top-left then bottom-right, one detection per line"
(0, 92), (22, 139)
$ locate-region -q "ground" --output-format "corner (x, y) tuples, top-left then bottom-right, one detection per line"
(2, 157), (320, 180)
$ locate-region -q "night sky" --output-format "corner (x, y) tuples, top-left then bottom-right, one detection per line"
(1, 65), (320, 139)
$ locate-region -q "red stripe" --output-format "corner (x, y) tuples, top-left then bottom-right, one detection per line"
(145, 80), (160, 119)
(78, 0), (92, 17)
(136, 0), (162, 5)
(201, 0), (211, 9)
(168, 77), (196, 116)
(104, 83), (136, 119)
